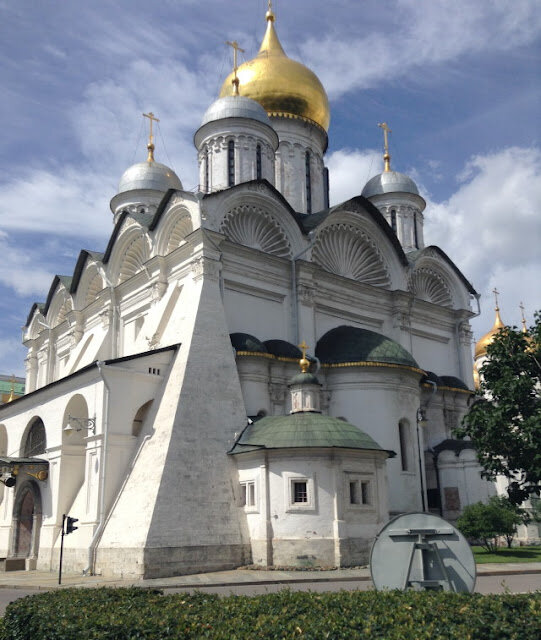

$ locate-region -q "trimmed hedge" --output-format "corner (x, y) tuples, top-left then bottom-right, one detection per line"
(2, 587), (540, 639)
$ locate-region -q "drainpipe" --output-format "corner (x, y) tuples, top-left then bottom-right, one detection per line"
(84, 360), (110, 576)
(291, 232), (316, 344)
(417, 379), (437, 511)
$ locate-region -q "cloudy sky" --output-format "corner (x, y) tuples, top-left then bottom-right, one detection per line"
(1, 0), (540, 376)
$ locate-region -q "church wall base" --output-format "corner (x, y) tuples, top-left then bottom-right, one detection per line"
(337, 538), (371, 567)
(272, 539), (335, 568)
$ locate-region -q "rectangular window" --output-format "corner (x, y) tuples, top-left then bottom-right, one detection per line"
(240, 481), (256, 507)
(349, 481), (360, 504)
(305, 151), (312, 214)
(361, 481), (370, 505)
(228, 140), (235, 187)
(293, 480), (308, 503)
(399, 421), (410, 471)
(256, 144), (262, 180)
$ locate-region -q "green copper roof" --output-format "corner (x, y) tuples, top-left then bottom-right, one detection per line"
(316, 325), (419, 369)
(0, 381), (24, 395)
(229, 413), (389, 454)
(289, 372), (320, 386)
(230, 333), (267, 353)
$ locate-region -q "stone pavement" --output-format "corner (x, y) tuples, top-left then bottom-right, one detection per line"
(0, 563), (540, 592)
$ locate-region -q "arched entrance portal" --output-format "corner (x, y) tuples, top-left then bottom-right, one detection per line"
(12, 482), (42, 562)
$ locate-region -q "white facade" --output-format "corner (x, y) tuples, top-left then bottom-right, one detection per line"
(0, 8), (496, 578)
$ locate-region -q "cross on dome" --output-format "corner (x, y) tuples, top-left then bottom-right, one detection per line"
(226, 40), (245, 95)
(143, 112), (160, 162)
(378, 122), (392, 172)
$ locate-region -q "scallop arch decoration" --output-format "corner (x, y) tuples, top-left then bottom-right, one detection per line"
(411, 268), (452, 307)
(118, 236), (149, 284)
(85, 272), (104, 307)
(221, 205), (292, 258)
(166, 214), (193, 254)
(312, 224), (391, 287)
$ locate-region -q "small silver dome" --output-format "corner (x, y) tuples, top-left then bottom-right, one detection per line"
(200, 95), (271, 127)
(362, 171), (420, 198)
(118, 160), (183, 194)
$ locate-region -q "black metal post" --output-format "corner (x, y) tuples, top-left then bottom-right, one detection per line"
(58, 514), (65, 585)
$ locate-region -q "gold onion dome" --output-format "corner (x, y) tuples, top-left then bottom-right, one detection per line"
(474, 306), (505, 359)
(219, 8), (330, 132)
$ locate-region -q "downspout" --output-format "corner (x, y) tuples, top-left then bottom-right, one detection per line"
(417, 379), (437, 512)
(291, 232), (316, 345)
(84, 360), (110, 576)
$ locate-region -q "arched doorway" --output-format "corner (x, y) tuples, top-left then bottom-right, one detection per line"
(12, 481), (42, 560)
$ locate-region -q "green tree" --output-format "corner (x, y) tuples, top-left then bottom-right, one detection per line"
(455, 311), (541, 505)
(456, 496), (525, 551)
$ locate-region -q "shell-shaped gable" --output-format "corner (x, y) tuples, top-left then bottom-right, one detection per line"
(312, 223), (391, 288)
(221, 204), (292, 258)
(410, 267), (452, 307)
(118, 234), (150, 284)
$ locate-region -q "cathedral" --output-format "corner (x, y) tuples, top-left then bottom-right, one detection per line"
(0, 6), (497, 578)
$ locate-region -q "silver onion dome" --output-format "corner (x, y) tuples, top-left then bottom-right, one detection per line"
(200, 95), (271, 127)
(118, 160), (183, 194)
(362, 170), (420, 198)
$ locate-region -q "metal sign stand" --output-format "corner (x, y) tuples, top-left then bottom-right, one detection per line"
(389, 527), (455, 591)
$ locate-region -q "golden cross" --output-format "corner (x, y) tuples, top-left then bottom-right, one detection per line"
(298, 340), (309, 360)
(143, 112), (160, 161)
(378, 122), (392, 172)
(226, 40), (245, 95)
(492, 287), (499, 309)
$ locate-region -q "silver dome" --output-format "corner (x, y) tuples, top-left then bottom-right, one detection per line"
(118, 161), (183, 194)
(362, 170), (420, 198)
(200, 95), (271, 127)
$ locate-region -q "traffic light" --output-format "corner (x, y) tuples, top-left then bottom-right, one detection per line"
(65, 516), (78, 535)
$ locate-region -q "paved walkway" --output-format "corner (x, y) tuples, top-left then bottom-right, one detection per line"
(0, 563), (540, 592)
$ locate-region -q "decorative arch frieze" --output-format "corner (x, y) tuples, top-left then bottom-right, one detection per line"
(410, 267), (453, 307)
(220, 205), (292, 258)
(165, 214), (193, 254)
(116, 234), (150, 284)
(312, 223), (391, 287)
(48, 287), (73, 328)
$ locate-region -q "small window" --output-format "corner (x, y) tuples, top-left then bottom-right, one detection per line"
(228, 140), (235, 187)
(361, 481), (370, 505)
(413, 211), (419, 249)
(305, 151), (312, 213)
(256, 144), (262, 180)
(391, 209), (397, 233)
(240, 481), (256, 507)
(349, 481), (359, 505)
(399, 419), (411, 471)
(293, 480), (308, 504)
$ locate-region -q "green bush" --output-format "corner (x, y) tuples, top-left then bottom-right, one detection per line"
(457, 496), (526, 551)
(1, 587), (540, 639)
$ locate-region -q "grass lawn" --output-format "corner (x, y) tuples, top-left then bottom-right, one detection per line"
(472, 545), (541, 563)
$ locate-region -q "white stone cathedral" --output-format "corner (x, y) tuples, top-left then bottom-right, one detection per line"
(0, 6), (496, 578)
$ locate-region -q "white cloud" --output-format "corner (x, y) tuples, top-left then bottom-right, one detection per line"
(301, 0), (541, 98)
(327, 149), (381, 205)
(0, 232), (54, 297)
(424, 146), (541, 332)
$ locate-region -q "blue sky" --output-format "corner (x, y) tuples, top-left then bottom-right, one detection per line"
(1, 0), (540, 376)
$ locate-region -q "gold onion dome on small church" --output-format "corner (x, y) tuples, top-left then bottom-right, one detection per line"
(219, 5), (330, 132)
(474, 295), (505, 359)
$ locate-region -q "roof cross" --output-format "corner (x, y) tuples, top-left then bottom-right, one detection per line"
(226, 40), (245, 95)
(143, 112), (160, 162)
(378, 122), (392, 172)
(519, 301), (528, 332)
(492, 287), (499, 310)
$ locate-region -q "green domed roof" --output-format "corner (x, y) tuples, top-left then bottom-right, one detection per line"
(316, 326), (419, 369)
(439, 375), (470, 391)
(229, 412), (388, 454)
(289, 371), (320, 386)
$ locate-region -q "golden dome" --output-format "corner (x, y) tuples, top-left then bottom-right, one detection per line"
(219, 9), (330, 132)
(474, 306), (505, 359)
